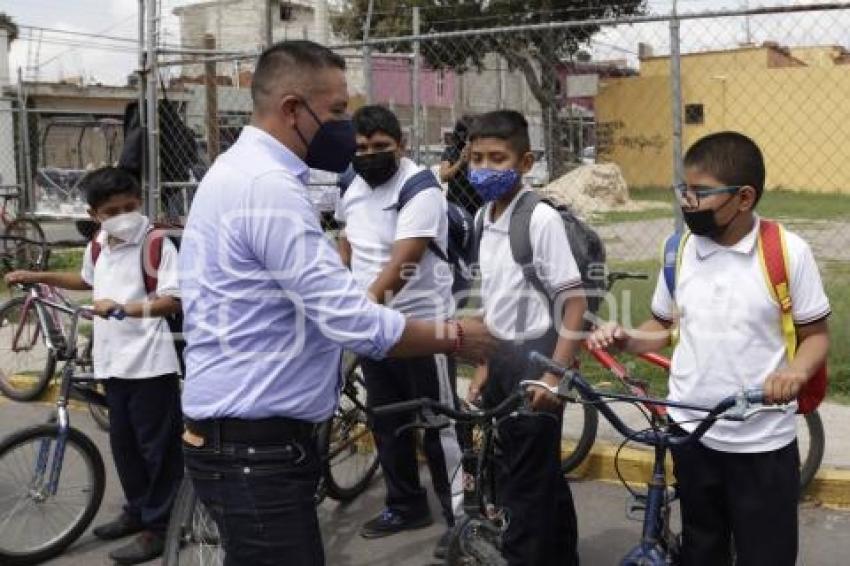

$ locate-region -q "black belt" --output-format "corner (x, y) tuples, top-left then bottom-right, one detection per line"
(184, 416), (318, 445)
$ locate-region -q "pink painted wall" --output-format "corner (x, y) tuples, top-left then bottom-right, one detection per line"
(371, 57), (455, 108)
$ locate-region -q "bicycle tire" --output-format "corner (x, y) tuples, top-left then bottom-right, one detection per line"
(321, 371), (379, 501)
(446, 516), (507, 566)
(2, 218), (48, 272)
(88, 400), (110, 431)
(162, 476), (224, 566)
(0, 424), (105, 565)
(560, 402), (600, 474)
(799, 410), (825, 494)
(0, 296), (57, 401)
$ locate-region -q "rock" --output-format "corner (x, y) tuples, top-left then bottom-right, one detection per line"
(539, 163), (634, 218)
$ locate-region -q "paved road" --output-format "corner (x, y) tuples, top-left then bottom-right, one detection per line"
(1, 397), (848, 566)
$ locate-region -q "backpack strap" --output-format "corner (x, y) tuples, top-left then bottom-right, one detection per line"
(507, 191), (551, 334)
(337, 165), (357, 197)
(90, 231), (103, 266)
(141, 228), (166, 297)
(394, 169), (449, 262)
(756, 220), (797, 360)
(661, 230), (690, 300)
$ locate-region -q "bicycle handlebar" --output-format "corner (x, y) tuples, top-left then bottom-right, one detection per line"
(372, 390), (524, 423)
(527, 351), (779, 447)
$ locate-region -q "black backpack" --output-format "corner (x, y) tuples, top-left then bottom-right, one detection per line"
(474, 190), (607, 317)
(338, 168), (476, 299)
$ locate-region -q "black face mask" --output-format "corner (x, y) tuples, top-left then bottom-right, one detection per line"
(294, 100), (356, 174)
(352, 151), (399, 188)
(682, 194), (740, 237)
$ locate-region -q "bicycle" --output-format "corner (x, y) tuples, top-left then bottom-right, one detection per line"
(161, 354), (379, 565)
(0, 186), (48, 275)
(558, 271), (825, 493)
(0, 300), (114, 565)
(0, 282), (91, 402)
(374, 352), (785, 565)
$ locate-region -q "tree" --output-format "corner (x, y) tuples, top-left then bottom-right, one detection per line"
(333, 0), (646, 178)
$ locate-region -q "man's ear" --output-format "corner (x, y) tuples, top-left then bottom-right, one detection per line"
(397, 138), (407, 158)
(279, 95), (300, 126)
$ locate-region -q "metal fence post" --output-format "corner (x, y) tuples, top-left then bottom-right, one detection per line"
(15, 68), (32, 212)
(411, 7), (421, 164)
(145, 0), (159, 219)
(138, 0), (147, 205)
(669, 2), (684, 233)
(363, 0), (374, 104)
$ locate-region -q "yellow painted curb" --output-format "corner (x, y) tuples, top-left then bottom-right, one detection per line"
(562, 439), (850, 508)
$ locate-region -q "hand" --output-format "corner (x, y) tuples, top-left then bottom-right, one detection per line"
(467, 363), (489, 405)
(528, 371), (564, 413)
(4, 270), (38, 286)
(460, 144), (471, 164)
(587, 322), (628, 351)
(93, 299), (123, 319)
(764, 368), (808, 405)
(455, 317), (495, 364)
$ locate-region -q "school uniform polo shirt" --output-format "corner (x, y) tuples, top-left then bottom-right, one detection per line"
(81, 219), (181, 380)
(335, 156), (455, 321)
(651, 217), (831, 453)
(478, 187), (583, 341)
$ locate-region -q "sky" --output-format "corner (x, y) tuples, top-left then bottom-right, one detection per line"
(0, 0), (845, 86)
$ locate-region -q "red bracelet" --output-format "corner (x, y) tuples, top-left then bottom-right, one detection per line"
(450, 319), (464, 355)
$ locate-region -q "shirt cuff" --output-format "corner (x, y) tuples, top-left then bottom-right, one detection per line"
(372, 306), (406, 359)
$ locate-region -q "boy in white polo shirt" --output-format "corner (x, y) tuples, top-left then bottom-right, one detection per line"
(335, 105), (462, 556)
(5, 167), (184, 565)
(590, 132), (830, 565)
(466, 110), (586, 566)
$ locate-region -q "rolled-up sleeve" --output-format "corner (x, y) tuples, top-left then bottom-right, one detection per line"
(243, 171), (405, 359)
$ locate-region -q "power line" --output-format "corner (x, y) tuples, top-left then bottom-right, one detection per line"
(17, 24), (139, 45)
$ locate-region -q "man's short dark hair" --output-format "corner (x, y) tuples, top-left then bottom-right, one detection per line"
(468, 110), (531, 155)
(251, 40), (346, 106)
(684, 131), (765, 203)
(81, 167), (142, 209)
(353, 105), (402, 143)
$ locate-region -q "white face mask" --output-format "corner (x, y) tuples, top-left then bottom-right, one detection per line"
(100, 211), (147, 242)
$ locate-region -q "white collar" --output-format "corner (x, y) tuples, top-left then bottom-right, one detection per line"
(693, 215), (760, 259)
(483, 187), (533, 231)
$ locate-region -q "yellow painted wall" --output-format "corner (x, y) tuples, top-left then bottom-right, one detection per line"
(596, 51), (850, 193)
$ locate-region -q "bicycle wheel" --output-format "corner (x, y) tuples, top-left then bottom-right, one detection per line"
(162, 476), (224, 566)
(88, 397), (110, 432)
(2, 218), (48, 272)
(798, 410), (825, 494)
(322, 363), (379, 501)
(0, 296), (57, 401)
(0, 424), (105, 565)
(560, 401), (599, 474)
(446, 515), (507, 566)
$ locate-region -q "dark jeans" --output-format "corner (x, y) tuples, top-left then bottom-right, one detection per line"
(362, 354), (462, 524)
(104, 374), (183, 533)
(483, 335), (579, 566)
(183, 425), (324, 566)
(670, 434), (800, 566)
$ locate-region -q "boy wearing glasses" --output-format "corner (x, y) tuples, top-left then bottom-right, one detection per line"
(590, 132), (830, 565)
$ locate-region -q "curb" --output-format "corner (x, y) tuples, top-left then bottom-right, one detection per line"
(12, 380), (850, 508)
(563, 439), (850, 508)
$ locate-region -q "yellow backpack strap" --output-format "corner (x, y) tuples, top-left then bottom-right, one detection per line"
(756, 220), (797, 359)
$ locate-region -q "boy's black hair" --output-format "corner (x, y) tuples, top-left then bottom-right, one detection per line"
(468, 110), (531, 155)
(684, 131), (765, 203)
(352, 105), (402, 143)
(81, 166), (142, 210)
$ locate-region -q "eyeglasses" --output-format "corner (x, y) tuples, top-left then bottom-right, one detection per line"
(673, 183), (742, 209)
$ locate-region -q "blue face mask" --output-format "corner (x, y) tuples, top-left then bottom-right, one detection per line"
(295, 100), (356, 174)
(468, 168), (521, 202)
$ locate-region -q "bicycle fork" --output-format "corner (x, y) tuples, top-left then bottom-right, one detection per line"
(622, 444), (673, 566)
(34, 367), (75, 498)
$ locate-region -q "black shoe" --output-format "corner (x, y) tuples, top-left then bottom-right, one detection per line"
(434, 528), (452, 559)
(92, 513), (145, 541)
(108, 531), (165, 565)
(360, 508), (434, 539)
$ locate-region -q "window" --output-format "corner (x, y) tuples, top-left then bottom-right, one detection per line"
(685, 103), (705, 125)
(280, 2), (294, 21)
(436, 69), (445, 98)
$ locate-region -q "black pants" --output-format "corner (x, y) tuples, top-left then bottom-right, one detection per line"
(104, 374), (184, 533)
(184, 423), (324, 566)
(363, 354), (463, 524)
(670, 435), (800, 566)
(483, 336), (579, 566)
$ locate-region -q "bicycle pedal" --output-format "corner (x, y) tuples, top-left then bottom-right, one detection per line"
(625, 497), (646, 521)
